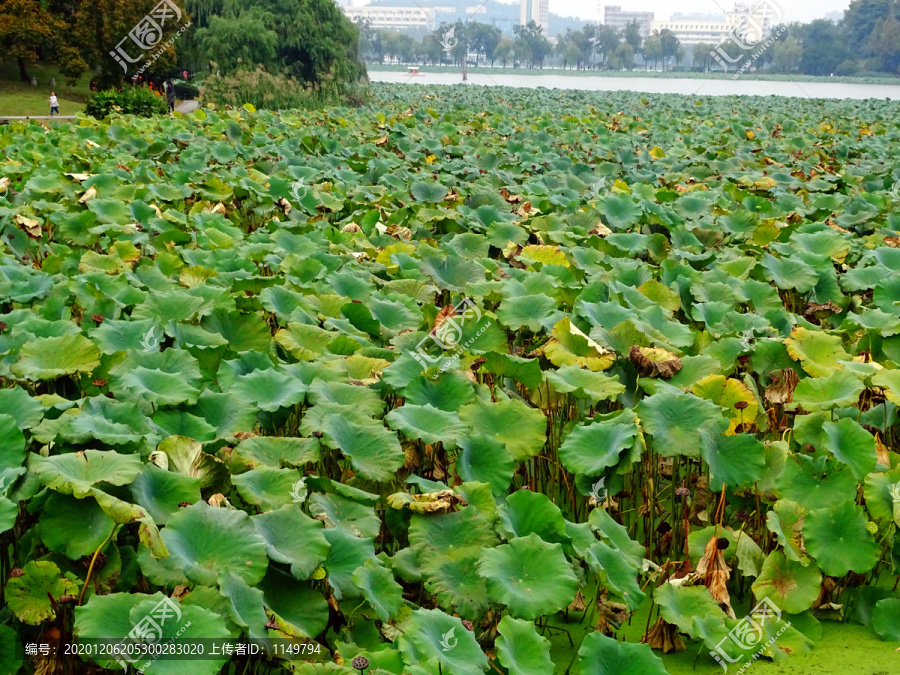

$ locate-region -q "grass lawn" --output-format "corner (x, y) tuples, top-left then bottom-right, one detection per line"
(0, 61), (91, 117)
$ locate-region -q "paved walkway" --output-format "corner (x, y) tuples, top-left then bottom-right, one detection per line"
(1, 101), (198, 122)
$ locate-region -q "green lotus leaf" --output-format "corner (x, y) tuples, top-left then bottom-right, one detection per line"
(775, 455), (857, 511)
(495, 616), (554, 675)
(4, 560), (79, 625)
(402, 372), (476, 411)
(90, 318), (160, 354)
(789, 369), (865, 412)
(700, 431), (767, 489)
(589, 507), (645, 566)
(11, 334), (100, 380)
(252, 506), (330, 580)
(308, 379), (385, 416)
(259, 566), (329, 638)
(220, 571), (270, 642)
(482, 352), (544, 390)
(584, 540), (645, 610)
(231, 367), (309, 412)
(159, 502), (269, 586)
(154, 436), (227, 490)
(230, 436), (321, 471)
(600, 194), (643, 231)
(232, 466), (304, 511)
(751, 550), (822, 614)
(573, 632), (667, 675)
(52, 396), (154, 446)
(458, 398), (547, 461)
(537, 318), (616, 371)
(352, 558), (405, 622)
(734, 531), (766, 578)
(653, 583), (729, 647)
(863, 466), (900, 527)
(90, 489), (167, 558)
(821, 418), (877, 480)
(496, 293), (557, 332)
(478, 533), (578, 620)
(0, 624), (22, 675)
(766, 500), (810, 565)
(398, 608), (488, 675)
(558, 413), (639, 476)
(75, 591), (230, 674)
(872, 598), (900, 641)
(322, 527), (377, 600)
(0, 386), (44, 430)
(0, 413), (26, 471)
(129, 464), (202, 526)
(386, 404), (468, 446)
(39, 492), (115, 559)
(152, 409), (218, 442)
(636, 390), (729, 457)
(30, 449), (143, 498)
(760, 253), (819, 293)
(318, 414), (405, 482)
(454, 434), (514, 497)
(308, 492), (380, 538)
(108, 349), (202, 406)
(803, 502), (880, 576)
(783, 326), (851, 378)
(411, 181), (447, 203)
(498, 490), (570, 547)
(409, 507), (497, 617)
(544, 364), (625, 403)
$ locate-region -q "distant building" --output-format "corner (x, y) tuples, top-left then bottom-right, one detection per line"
(603, 5), (654, 38)
(343, 6), (442, 31)
(520, 0), (549, 34)
(650, 2), (779, 46)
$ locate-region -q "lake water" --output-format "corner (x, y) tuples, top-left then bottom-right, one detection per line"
(370, 70), (900, 100)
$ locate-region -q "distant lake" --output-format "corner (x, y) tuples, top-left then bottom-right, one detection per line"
(369, 70), (900, 100)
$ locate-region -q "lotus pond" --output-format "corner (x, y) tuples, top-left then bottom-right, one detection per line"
(0, 84), (899, 675)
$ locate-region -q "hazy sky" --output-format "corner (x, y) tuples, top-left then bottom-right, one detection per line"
(509, 0), (853, 22)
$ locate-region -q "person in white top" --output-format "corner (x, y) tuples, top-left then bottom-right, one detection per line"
(49, 92), (59, 116)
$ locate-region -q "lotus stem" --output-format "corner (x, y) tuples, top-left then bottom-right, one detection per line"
(78, 523), (118, 605)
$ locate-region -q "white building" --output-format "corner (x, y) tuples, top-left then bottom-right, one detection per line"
(650, 2), (779, 46)
(520, 0), (549, 34)
(343, 6), (443, 31)
(603, 5), (654, 38)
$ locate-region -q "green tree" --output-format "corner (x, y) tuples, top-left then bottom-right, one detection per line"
(771, 34), (802, 73)
(623, 21), (643, 54)
(798, 19), (848, 75)
(867, 11), (900, 72)
(643, 33), (662, 70)
(614, 42), (635, 70)
(595, 24), (621, 67)
(195, 7), (277, 72)
(692, 42), (714, 71)
(494, 37), (514, 68)
(184, 0), (364, 88)
(659, 29), (680, 71)
(513, 20), (550, 68)
(843, 0), (898, 56)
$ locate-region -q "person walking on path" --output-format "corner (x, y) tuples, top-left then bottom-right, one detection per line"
(165, 78), (176, 113)
(49, 92), (59, 116)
